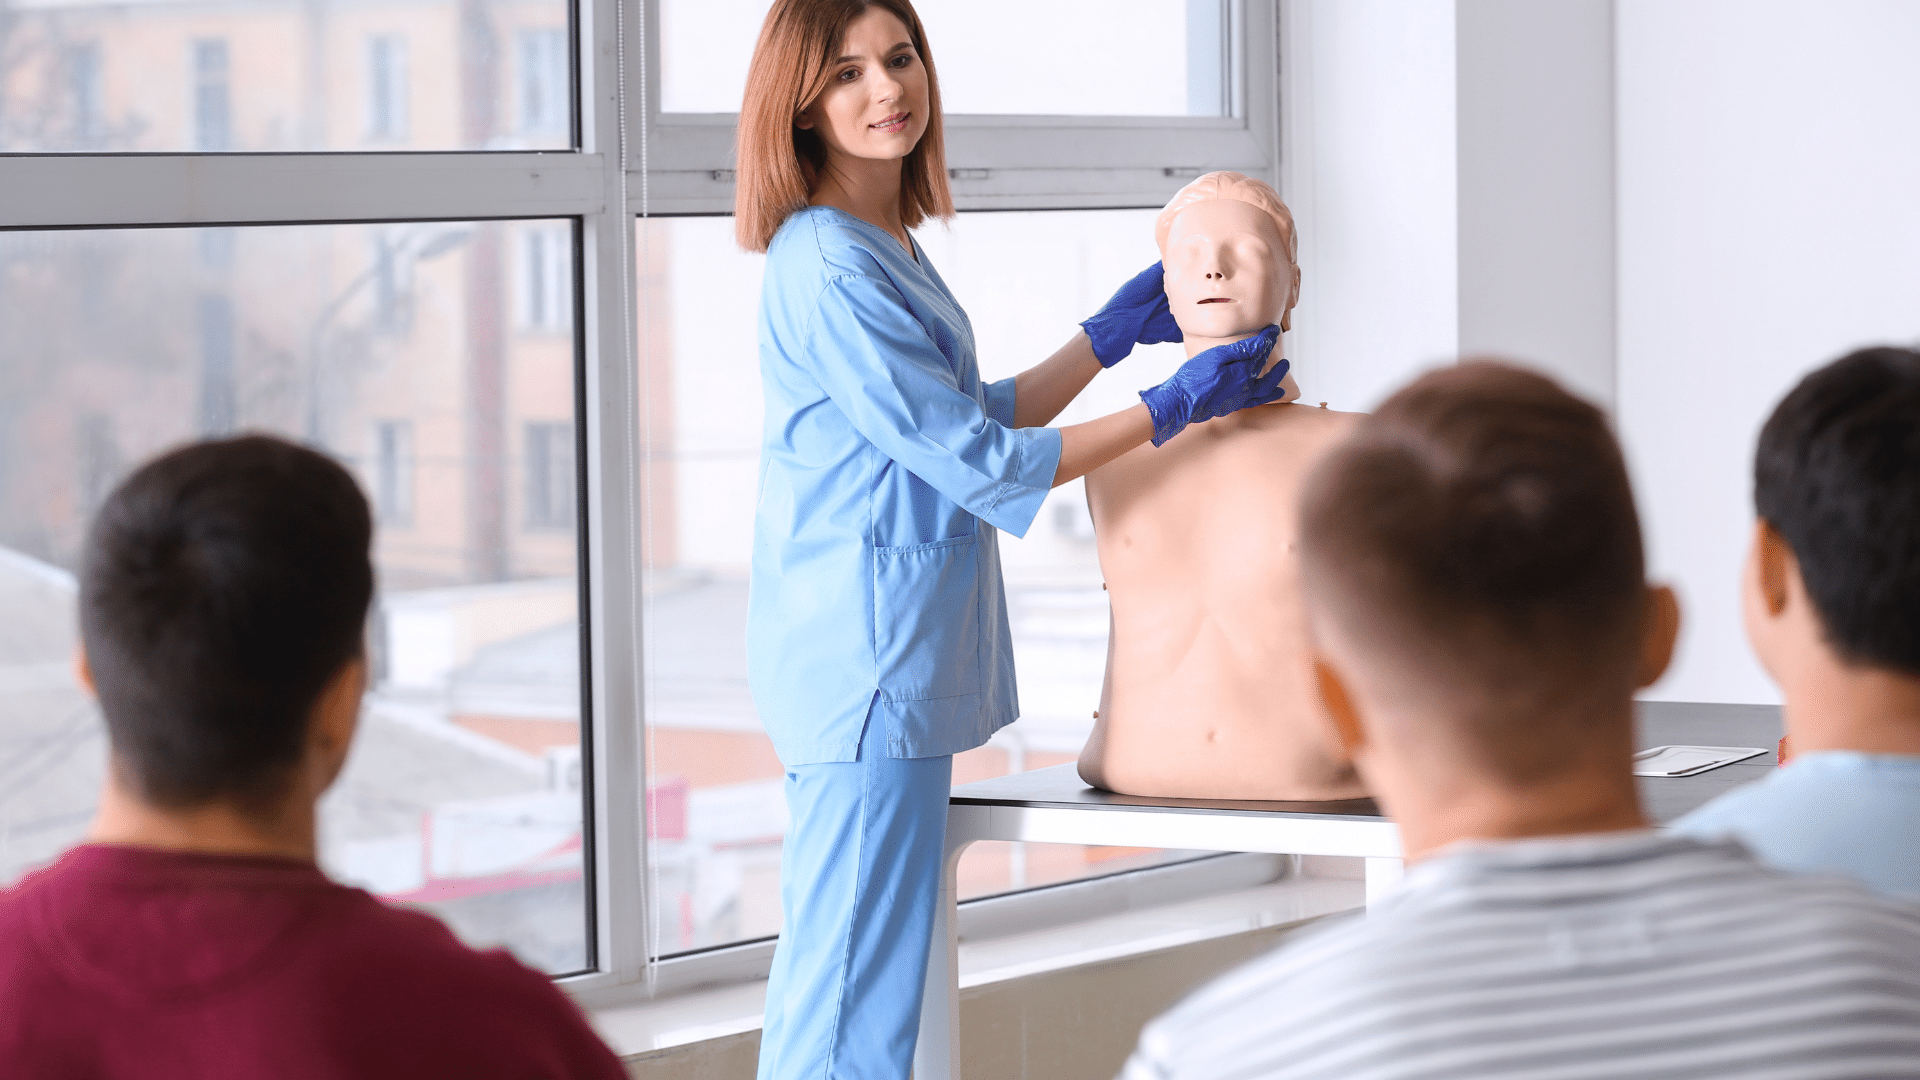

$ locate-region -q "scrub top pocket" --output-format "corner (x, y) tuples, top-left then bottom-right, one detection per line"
(872, 534), (983, 702)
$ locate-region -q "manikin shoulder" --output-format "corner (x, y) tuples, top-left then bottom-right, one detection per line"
(1212, 399), (1363, 446)
(1087, 402), (1362, 512)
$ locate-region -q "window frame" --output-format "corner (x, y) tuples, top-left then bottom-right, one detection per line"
(0, 0), (1286, 1011)
(0, 0), (652, 1001)
(636, 0), (1277, 214)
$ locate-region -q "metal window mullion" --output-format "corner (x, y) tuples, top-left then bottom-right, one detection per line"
(0, 152), (605, 230)
(556, 0), (649, 1002)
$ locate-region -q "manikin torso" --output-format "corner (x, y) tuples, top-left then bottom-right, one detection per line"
(1076, 190), (1365, 801)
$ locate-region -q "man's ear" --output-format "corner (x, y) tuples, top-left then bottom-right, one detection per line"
(307, 656), (366, 791)
(1753, 519), (1794, 618)
(1279, 264), (1301, 333)
(73, 645), (96, 697)
(1312, 651), (1367, 758)
(1637, 584), (1681, 690)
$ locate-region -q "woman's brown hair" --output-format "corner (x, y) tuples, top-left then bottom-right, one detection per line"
(734, 0), (954, 252)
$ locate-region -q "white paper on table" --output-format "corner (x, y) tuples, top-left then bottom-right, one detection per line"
(1632, 744), (1768, 777)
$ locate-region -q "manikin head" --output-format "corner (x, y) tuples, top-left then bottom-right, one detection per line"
(1155, 172), (1301, 343)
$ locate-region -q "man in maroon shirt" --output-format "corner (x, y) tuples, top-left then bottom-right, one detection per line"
(0, 436), (629, 1079)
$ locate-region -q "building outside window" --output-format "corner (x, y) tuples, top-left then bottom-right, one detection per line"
(75, 414), (122, 516)
(0, 2), (569, 153)
(66, 44), (105, 149)
(516, 224), (570, 334)
(524, 421), (575, 532)
(370, 229), (415, 334)
(372, 420), (415, 527)
(198, 228), (235, 274)
(196, 293), (236, 435)
(517, 28), (568, 139)
(190, 38), (229, 151)
(365, 35), (409, 143)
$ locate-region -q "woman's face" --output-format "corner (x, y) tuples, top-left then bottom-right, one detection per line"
(796, 6), (929, 166)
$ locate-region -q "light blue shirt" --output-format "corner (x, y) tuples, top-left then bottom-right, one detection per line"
(746, 207), (1063, 765)
(1672, 750), (1920, 898)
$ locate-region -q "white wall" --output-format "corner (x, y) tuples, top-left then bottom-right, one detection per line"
(1616, 0), (1920, 703)
(1286, 0), (1920, 704)
(1280, 0), (1460, 413)
(1456, 0), (1617, 410)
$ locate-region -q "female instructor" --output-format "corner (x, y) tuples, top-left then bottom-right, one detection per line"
(735, 2), (1291, 1076)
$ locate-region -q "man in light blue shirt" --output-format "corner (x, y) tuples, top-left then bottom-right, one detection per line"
(1672, 347), (1920, 898)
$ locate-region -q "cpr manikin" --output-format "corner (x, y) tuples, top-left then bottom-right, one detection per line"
(1077, 172), (1366, 801)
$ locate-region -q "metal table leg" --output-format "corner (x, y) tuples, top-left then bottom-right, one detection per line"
(909, 799), (1398, 1080)
(1364, 856), (1404, 906)
(912, 830), (973, 1080)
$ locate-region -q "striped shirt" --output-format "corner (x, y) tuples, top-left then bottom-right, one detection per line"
(1120, 831), (1920, 1080)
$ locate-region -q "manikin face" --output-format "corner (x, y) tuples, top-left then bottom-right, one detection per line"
(1161, 199), (1298, 342)
(795, 7), (930, 167)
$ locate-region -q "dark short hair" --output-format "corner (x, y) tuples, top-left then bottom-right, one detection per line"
(80, 435), (373, 808)
(1299, 362), (1645, 776)
(1756, 346), (1920, 676)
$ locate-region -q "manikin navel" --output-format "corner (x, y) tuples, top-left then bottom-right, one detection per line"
(1077, 172), (1367, 802)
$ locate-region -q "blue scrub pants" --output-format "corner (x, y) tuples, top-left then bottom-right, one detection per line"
(756, 749), (953, 1080)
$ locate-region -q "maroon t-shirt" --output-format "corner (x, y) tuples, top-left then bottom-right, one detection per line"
(0, 844), (629, 1079)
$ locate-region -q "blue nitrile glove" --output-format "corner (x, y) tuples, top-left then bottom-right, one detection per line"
(1138, 326), (1288, 446)
(1080, 262), (1184, 368)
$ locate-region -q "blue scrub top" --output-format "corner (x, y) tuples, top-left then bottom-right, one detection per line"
(747, 206), (1064, 765)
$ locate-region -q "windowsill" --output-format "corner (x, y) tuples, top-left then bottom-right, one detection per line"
(589, 866), (1365, 1062)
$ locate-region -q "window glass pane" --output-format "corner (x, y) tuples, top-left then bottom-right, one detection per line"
(637, 210), (1203, 956)
(0, 1), (571, 152)
(0, 221), (588, 976)
(660, 0), (1227, 117)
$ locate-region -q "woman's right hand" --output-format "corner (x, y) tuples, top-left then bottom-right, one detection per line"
(1080, 262), (1184, 368)
(1137, 326), (1288, 446)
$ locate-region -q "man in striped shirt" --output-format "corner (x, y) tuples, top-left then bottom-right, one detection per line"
(1120, 362), (1920, 1080)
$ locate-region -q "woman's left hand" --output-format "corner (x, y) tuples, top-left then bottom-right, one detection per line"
(1080, 261), (1184, 368)
(1138, 326), (1287, 446)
